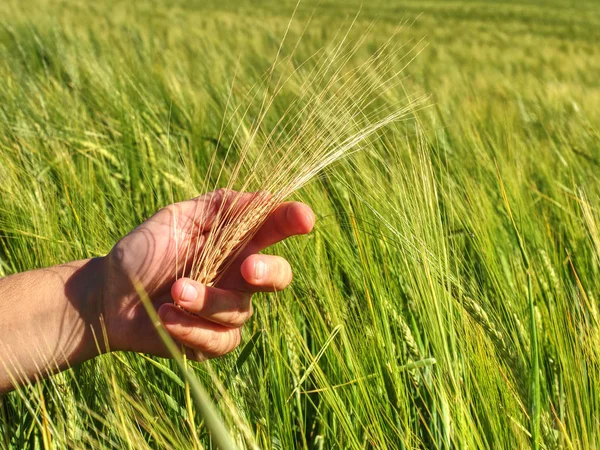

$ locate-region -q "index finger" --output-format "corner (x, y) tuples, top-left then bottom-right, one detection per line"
(151, 189), (256, 234)
(248, 202), (315, 252)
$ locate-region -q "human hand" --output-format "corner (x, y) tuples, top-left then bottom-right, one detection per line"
(101, 189), (314, 359)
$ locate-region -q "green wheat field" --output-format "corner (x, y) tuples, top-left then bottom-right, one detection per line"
(1, 0), (600, 448)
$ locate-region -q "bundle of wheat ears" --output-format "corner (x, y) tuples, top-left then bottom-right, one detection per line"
(179, 21), (427, 286)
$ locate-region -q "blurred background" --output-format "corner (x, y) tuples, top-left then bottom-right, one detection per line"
(1, 1), (599, 449)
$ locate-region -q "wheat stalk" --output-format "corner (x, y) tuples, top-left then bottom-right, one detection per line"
(179, 23), (427, 285)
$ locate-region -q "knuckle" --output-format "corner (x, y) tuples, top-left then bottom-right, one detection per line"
(108, 242), (126, 268)
(219, 293), (251, 328)
(203, 331), (228, 355)
(156, 204), (186, 227)
(273, 206), (291, 237)
(277, 258), (293, 286)
(213, 188), (232, 203)
(205, 330), (241, 356)
(176, 323), (195, 340)
(227, 316), (244, 328)
(229, 306), (253, 327)
(108, 237), (137, 272)
(160, 203), (178, 218)
(207, 188), (231, 214)
(230, 329), (242, 350)
(232, 292), (250, 313)
(242, 302), (254, 320)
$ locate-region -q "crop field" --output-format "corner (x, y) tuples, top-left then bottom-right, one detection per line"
(1, 0), (600, 448)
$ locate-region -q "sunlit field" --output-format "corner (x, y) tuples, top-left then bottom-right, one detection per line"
(1, 0), (600, 448)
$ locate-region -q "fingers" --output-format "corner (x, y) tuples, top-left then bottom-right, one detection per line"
(158, 304), (242, 358)
(151, 193), (314, 253)
(152, 189), (257, 233)
(240, 254), (293, 292)
(249, 202), (315, 252)
(171, 278), (252, 327)
(155, 276), (254, 360)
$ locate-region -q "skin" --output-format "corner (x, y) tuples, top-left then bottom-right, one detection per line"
(0, 189), (315, 394)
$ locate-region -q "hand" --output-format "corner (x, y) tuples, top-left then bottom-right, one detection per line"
(101, 189), (314, 359)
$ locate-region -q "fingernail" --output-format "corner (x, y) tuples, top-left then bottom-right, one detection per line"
(254, 259), (267, 280)
(180, 282), (197, 304)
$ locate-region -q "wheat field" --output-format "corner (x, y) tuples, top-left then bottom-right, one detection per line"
(1, 0), (600, 448)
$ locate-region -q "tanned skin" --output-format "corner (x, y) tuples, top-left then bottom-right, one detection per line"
(0, 190), (315, 394)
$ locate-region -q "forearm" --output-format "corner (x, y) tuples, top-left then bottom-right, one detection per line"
(0, 258), (105, 394)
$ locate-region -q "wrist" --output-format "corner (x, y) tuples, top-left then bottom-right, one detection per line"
(65, 257), (110, 357)
(97, 250), (141, 354)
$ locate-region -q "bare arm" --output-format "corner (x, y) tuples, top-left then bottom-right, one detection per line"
(0, 258), (105, 393)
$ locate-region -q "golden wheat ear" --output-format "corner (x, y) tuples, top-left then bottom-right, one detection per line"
(182, 22), (428, 286)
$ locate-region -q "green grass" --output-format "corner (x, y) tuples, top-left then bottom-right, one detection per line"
(1, 0), (600, 448)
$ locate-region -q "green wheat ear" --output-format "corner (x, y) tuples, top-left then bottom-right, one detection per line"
(3, 0), (598, 448)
